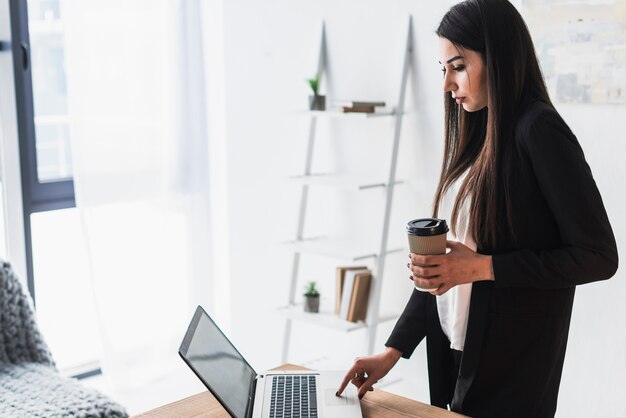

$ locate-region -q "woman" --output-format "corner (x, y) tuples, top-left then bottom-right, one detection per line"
(336, 0), (618, 416)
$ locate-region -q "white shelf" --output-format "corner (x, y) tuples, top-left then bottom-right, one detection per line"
(284, 237), (404, 261)
(275, 304), (399, 333)
(282, 17), (414, 361)
(288, 173), (404, 191)
(297, 109), (396, 119)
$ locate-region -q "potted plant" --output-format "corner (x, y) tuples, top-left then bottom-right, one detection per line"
(306, 75), (325, 111)
(303, 281), (320, 313)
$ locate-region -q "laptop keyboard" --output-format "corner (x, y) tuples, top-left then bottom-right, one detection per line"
(269, 375), (317, 418)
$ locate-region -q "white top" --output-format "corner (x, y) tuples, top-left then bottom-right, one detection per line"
(436, 173), (474, 351)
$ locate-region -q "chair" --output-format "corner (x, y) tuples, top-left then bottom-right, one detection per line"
(0, 260), (128, 417)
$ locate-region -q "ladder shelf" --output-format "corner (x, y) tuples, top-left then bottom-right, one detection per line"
(281, 16), (414, 363)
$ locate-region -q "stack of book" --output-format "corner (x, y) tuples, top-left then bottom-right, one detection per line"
(334, 100), (386, 113)
(335, 266), (372, 323)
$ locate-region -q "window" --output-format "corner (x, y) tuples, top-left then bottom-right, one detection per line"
(6, 0), (100, 377)
(28, 0), (73, 182)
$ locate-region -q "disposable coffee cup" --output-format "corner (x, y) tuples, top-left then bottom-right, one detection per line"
(406, 218), (449, 292)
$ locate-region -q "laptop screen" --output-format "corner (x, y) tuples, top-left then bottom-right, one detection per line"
(179, 306), (256, 418)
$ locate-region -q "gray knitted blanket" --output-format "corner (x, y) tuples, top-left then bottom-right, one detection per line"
(0, 261), (128, 417)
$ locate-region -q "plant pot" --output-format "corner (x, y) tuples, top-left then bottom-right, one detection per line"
(308, 95), (326, 111)
(304, 295), (320, 313)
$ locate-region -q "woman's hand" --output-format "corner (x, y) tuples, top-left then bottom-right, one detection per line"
(336, 347), (402, 400)
(408, 240), (494, 296)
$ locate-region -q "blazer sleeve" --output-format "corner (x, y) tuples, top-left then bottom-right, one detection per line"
(385, 289), (428, 358)
(492, 111), (618, 289)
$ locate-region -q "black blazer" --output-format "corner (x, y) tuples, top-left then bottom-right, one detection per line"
(386, 101), (618, 418)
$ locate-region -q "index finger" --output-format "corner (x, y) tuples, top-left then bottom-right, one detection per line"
(336, 366), (358, 396)
(410, 253), (439, 266)
(446, 240), (463, 249)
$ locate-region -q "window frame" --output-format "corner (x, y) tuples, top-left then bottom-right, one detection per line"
(9, 0), (76, 303)
(5, 0), (99, 380)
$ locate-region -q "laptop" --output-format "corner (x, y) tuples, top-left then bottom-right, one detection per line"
(179, 305), (363, 418)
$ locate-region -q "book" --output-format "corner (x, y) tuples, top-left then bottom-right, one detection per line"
(339, 268), (370, 320)
(347, 271), (372, 322)
(341, 105), (376, 113)
(334, 100), (386, 108)
(336, 266), (367, 314)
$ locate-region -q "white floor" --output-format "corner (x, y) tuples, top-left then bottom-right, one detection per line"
(82, 347), (431, 416)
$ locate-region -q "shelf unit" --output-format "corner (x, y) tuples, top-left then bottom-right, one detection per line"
(284, 237), (404, 262)
(276, 304), (399, 333)
(288, 173), (405, 191)
(280, 16), (414, 363)
(295, 109), (397, 119)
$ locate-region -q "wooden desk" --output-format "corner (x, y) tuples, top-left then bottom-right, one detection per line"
(135, 364), (467, 418)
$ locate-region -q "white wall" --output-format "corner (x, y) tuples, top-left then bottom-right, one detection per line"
(553, 104), (626, 417)
(214, 1), (626, 416)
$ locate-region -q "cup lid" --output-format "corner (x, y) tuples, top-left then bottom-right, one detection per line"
(406, 218), (449, 236)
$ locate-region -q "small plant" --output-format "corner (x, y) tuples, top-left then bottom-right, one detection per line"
(306, 75), (320, 96)
(305, 75), (325, 110)
(303, 281), (320, 313)
(304, 281), (320, 297)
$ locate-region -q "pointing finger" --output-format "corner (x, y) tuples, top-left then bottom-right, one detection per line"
(337, 366), (358, 396)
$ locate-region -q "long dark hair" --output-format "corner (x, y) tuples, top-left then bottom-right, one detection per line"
(433, 0), (553, 248)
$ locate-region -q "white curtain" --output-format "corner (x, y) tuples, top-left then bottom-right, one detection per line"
(62, 0), (214, 389)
